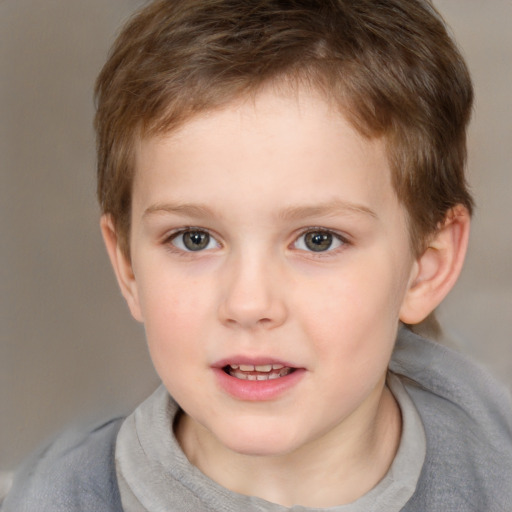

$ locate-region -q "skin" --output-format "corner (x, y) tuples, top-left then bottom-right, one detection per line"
(102, 87), (470, 507)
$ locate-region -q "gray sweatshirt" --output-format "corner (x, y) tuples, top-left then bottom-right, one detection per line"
(3, 329), (512, 511)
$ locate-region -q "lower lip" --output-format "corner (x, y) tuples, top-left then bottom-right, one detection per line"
(213, 367), (305, 401)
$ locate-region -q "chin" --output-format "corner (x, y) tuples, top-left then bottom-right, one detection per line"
(214, 422), (304, 458)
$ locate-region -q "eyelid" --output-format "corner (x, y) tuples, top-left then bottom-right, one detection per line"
(165, 227), (222, 252)
(162, 226), (350, 254)
(292, 227), (350, 253)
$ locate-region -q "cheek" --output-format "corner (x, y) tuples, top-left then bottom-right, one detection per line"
(136, 270), (213, 362)
(297, 261), (405, 360)
(303, 266), (398, 326)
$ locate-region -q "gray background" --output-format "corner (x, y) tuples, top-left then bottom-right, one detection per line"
(1, 0), (511, 471)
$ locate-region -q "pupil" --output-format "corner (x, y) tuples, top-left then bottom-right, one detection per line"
(305, 232), (332, 252)
(183, 231), (209, 251)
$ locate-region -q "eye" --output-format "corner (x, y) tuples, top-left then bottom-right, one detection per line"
(294, 230), (345, 253)
(170, 229), (219, 252)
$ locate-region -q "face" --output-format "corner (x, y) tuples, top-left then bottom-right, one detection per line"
(119, 88), (418, 459)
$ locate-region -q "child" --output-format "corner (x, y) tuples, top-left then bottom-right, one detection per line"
(3, 0), (512, 510)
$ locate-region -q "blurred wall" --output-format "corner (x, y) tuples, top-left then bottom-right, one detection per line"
(1, 0), (511, 471)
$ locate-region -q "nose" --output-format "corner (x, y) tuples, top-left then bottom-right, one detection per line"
(218, 253), (288, 330)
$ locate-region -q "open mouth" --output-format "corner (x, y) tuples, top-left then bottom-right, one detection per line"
(223, 363), (296, 381)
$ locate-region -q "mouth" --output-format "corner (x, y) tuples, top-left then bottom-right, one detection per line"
(223, 363), (296, 381)
(214, 359), (304, 400)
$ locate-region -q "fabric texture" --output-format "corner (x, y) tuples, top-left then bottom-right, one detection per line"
(1, 418), (124, 512)
(390, 330), (512, 511)
(115, 374), (426, 512)
(3, 329), (512, 511)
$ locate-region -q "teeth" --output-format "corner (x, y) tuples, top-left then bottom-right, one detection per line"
(230, 364), (282, 372)
(228, 367), (294, 381)
(255, 364), (272, 372)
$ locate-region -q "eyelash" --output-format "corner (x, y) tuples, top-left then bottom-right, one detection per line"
(163, 227), (350, 256)
(292, 228), (350, 256)
(164, 227), (221, 255)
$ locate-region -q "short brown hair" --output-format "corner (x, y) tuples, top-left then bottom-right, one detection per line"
(95, 0), (474, 258)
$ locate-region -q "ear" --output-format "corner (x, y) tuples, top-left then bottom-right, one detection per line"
(399, 205), (470, 325)
(100, 215), (144, 322)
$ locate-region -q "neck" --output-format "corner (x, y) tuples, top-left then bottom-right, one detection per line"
(176, 379), (401, 508)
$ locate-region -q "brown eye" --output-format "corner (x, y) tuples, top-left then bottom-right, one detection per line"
(294, 230), (344, 253)
(172, 230), (216, 251)
(183, 231), (210, 250)
(304, 232), (334, 252)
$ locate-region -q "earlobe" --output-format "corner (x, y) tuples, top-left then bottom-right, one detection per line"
(100, 215), (144, 322)
(399, 206), (470, 325)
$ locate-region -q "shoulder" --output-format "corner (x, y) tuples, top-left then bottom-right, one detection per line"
(2, 417), (124, 512)
(391, 329), (512, 511)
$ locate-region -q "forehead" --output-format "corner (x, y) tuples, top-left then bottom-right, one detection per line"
(132, 88), (401, 223)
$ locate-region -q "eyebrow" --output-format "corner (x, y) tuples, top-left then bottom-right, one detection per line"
(143, 203), (218, 219)
(277, 200), (378, 222)
(143, 199), (377, 222)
